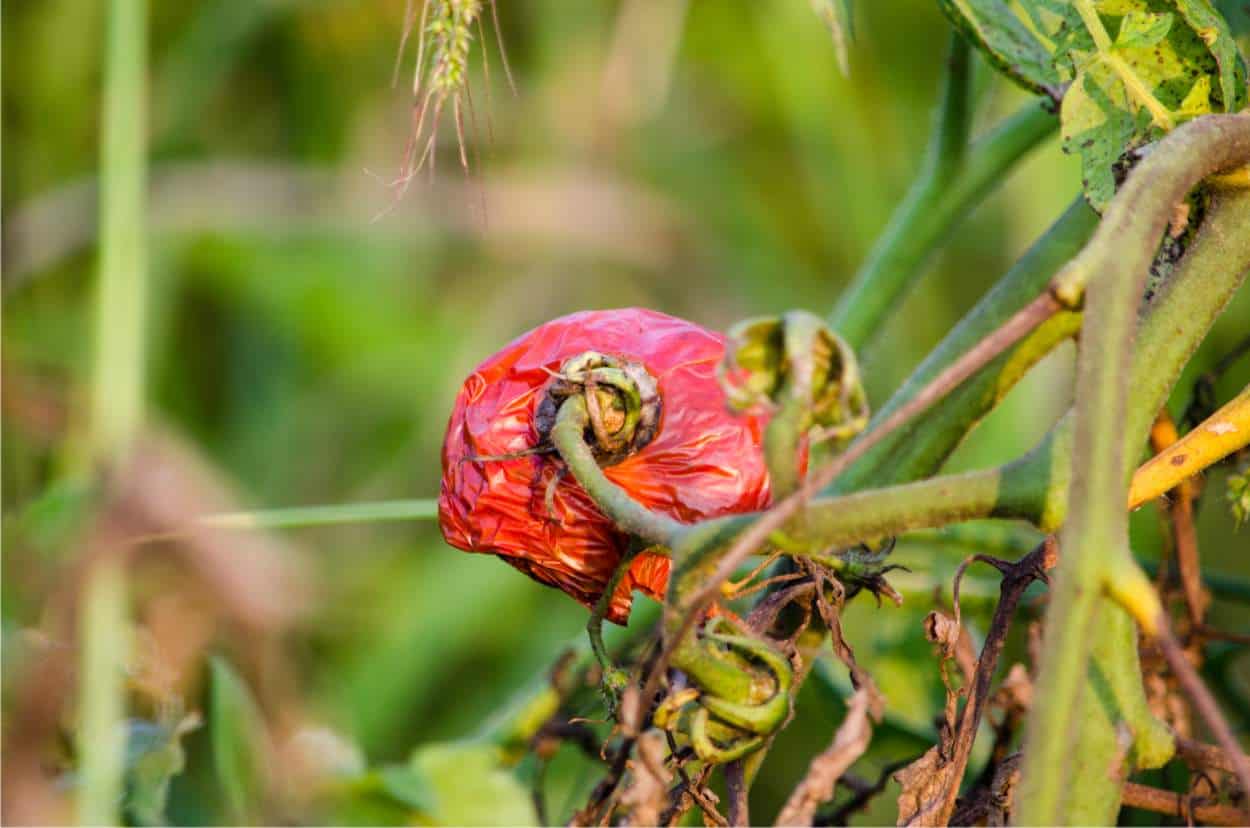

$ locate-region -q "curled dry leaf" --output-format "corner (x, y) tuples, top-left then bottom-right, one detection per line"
(923, 609), (960, 659)
(621, 731), (672, 828)
(894, 745), (957, 827)
(775, 688), (874, 827)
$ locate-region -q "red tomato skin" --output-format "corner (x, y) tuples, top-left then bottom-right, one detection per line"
(439, 308), (771, 624)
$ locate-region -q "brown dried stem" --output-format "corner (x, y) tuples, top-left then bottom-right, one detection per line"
(1121, 781), (1246, 826)
(1149, 411), (1209, 626)
(894, 539), (1054, 826)
(725, 760), (750, 827)
(1155, 619), (1250, 810)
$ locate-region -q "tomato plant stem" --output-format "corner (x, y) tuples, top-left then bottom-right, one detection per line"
(1017, 113), (1250, 825)
(838, 198), (1097, 492)
(551, 395), (683, 547)
(829, 33), (1057, 351)
(1129, 384), (1250, 506)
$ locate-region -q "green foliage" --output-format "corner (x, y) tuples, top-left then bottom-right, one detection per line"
(208, 657), (269, 822)
(6, 0), (1250, 823)
(410, 742), (537, 826)
(123, 713), (201, 825)
(809, 0), (855, 74)
(939, 0), (1248, 208)
(321, 763), (436, 825)
(936, 0), (1064, 97)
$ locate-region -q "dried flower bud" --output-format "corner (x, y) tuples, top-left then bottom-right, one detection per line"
(719, 311), (869, 449)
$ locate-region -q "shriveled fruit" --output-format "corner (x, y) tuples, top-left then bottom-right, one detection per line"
(439, 308), (771, 624)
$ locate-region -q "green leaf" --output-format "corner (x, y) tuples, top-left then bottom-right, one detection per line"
(410, 741), (537, 826)
(1173, 0), (1249, 110)
(321, 763), (437, 825)
(209, 657), (268, 823)
(1216, 0), (1250, 49)
(376, 764), (436, 813)
(14, 476), (96, 553)
(939, 0), (1249, 210)
(1115, 10), (1174, 46)
(936, 0), (1064, 98)
(1058, 0), (1236, 209)
(1061, 61), (1140, 210)
(123, 714), (200, 826)
(1177, 73), (1214, 115)
(809, 0), (855, 75)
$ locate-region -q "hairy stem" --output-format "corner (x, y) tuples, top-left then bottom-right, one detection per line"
(1006, 185), (1250, 532)
(665, 288), (1063, 640)
(1017, 113), (1250, 825)
(1156, 620), (1250, 808)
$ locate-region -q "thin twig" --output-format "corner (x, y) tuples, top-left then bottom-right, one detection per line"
(725, 760), (749, 827)
(622, 731), (672, 828)
(1175, 735), (1250, 777)
(1170, 490), (1208, 627)
(1156, 618), (1250, 813)
(932, 539), (1054, 823)
(1148, 410), (1209, 626)
(1121, 781), (1246, 826)
(1195, 625), (1250, 645)
(571, 736), (636, 826)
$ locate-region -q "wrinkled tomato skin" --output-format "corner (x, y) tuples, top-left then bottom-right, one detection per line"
(439, 308), (771, 624)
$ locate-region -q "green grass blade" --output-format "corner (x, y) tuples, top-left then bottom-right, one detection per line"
(209, 657), (267, 822)
(197, 498), (439, 530)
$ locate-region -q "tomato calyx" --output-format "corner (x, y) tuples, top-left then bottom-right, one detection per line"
(535, 351), (661, 466)
(655, 618), (795, 764)
(720, 311), (869, 450)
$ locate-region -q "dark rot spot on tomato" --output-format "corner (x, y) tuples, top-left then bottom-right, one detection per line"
(439, 308), (772, 624)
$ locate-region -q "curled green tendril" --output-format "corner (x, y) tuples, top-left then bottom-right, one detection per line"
(661, 620), (794, 763)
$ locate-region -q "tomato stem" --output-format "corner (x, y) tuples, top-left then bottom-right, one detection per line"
(550, 395), (682, 547)
(1018, 113), (1250, 825)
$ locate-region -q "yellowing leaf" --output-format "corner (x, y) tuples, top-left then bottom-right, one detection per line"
(1115, 10), (1174, 47)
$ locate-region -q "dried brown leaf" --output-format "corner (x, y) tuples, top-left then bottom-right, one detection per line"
(775, 688), (874, 826)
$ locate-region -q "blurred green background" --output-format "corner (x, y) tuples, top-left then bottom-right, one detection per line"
(4, 0), (1249, 824)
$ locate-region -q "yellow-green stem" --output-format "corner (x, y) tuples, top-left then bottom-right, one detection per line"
(1017, 113), (1250, 825)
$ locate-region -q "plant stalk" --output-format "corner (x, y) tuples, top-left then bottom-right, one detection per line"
(78, 0), (148, 823)
(830, 34), (1057, 350)
(551, 395), (683, 547)
(1016, 113), (1250, 825)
